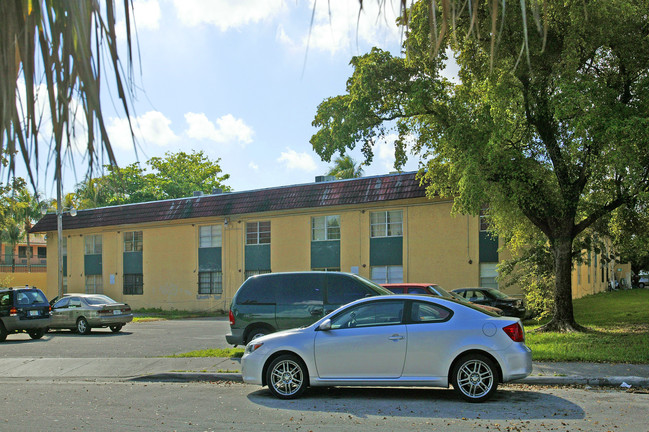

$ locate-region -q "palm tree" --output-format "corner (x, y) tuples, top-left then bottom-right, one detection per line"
(326, 155), (364, 180)
(1, 218), (22, 273)
(13, 187), (43, 273)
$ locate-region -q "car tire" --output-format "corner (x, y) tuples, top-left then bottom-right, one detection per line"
(0, 322), (7, 342)
(451, 354), (499, 403)
(266, 354), (308, 399)
(76, 317), (91, 335)
(28, 329), (46, 339)
(109, 324), (123, 333)
(246, 327), (270, 344)
(639, 282), (645, 289)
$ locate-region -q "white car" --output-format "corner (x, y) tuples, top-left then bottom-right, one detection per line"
(241, 294), (532, 402)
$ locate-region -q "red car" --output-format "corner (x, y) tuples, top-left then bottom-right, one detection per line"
(382, 283), (503, 315)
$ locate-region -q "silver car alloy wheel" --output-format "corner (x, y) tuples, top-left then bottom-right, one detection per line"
(456, 359), (494, 399)
(270, 359), (304, 397)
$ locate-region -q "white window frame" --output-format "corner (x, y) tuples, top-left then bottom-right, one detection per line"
(370, 265), (403, 284)
(84, 234), (102, 255)
(312, 215), (341, 241)
(198, 271), (223, 294)
(199, 225), (222, 248)
(370, 210), (403, 238)
(246, 221), (271, 245)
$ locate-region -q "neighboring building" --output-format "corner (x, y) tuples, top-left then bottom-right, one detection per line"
(30, 172), (617, 310)
(0, 234), (48, 288)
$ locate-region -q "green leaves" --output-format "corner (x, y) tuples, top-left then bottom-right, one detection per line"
(72, 150), (231, 208)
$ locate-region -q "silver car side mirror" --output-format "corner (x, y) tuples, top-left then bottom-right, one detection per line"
(318, 319), (332, 331)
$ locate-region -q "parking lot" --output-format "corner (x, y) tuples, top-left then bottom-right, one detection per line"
(0, 317), (231, 358)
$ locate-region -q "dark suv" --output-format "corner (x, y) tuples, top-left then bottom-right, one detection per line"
(226, 272), (393, 346)
(0, 286), (51, 342)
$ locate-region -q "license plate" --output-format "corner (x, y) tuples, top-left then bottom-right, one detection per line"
(113, 310), (121, 315)
(29, 310), (39, 316)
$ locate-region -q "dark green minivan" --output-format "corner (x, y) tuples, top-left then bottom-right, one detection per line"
(225, 272), (393, 346)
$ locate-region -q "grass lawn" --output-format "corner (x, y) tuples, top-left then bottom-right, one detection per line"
(132, 308), (224, 322)
(525, 289), (649, 363)
(154, 289), (649, 364)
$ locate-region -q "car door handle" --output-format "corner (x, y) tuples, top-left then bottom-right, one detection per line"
(388, 334), (404, 341)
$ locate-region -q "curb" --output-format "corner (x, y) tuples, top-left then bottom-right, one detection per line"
(518, 376), (649, 388)
(130, 372), (649, 388)
(131, 372), (243, 383)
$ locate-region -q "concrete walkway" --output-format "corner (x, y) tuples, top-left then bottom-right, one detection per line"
(1, 357), (648, 389)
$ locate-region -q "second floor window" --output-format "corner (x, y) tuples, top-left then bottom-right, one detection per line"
(312, 215), (340, 241)
(124, 231), (143, 252)
(199, 225), (222, 248)
(85, 235), (102, 255)
(370, 210), (403, 238)
(246, 221), (270, 245)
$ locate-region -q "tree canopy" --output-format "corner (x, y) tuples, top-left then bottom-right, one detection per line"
(71, 151), (231, 208)
(311, 0), (649, 331)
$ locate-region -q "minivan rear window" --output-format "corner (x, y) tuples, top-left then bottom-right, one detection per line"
(326, 274), (373, 304)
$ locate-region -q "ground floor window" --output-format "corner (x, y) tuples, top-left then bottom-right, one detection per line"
(85, 275), (103, 294)
(370, 265), (403, 284)
(124, 274), (143, 295)
(312, 267), (341, 272)
(479, 263), (498, 289)
(244, 269), (271, 280)
(198, 271), (223, 294)
(62, 276), (68, 294)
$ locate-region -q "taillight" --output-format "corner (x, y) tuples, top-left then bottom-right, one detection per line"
(229, 309), (235, 325)
(502, 322), (524, 342)
(98, 309), (111, 315)
(9, 307), (17, 317)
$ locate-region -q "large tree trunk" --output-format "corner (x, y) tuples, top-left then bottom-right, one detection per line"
(536, 234), (589, 333)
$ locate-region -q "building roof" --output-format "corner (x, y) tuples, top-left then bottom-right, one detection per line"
(30, 171), (427, 233)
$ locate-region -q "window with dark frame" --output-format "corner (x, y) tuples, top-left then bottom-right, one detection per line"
(124, 231), (143, 252)
(123, 274), (143, 295)
(198, 271), (222, 294)
(37, 247), (46, 258)
(18, 246), (29, 258)
(246, 221), (270, 245)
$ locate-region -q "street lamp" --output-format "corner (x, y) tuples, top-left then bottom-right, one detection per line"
(42, 203), (77, 299)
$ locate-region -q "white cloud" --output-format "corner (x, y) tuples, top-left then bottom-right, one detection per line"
(280, 1), (402, 55)
(173, 0), (286, 30)
(249, 162), (259, 171)
(107, 110), (179, 149)
(277, 148), (318, 172)
(116, 0), (161, 40)
(184, 113), (254, 145)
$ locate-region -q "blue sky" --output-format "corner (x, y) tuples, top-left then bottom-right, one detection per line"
(38, 0), (431, 196)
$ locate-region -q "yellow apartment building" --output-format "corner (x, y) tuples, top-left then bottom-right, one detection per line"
(30, 172), (620, 311)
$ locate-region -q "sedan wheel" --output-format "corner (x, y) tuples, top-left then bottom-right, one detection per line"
(28, 329), (46, 339)
(266, 355), (308, 399)
(109, 324), (123, 333)
(452, 354), (498, 402)
(76, 317), (91, 335)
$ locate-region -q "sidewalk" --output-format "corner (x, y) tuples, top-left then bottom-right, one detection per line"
(1, 357), (648, 388)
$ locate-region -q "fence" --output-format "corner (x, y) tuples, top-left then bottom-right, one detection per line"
(0, 254), (47, 273)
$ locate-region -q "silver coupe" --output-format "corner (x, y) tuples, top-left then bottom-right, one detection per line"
(241, 294), (532, 402)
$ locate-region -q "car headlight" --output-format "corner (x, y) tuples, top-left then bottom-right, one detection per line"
(245, 342), (264, 355)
